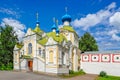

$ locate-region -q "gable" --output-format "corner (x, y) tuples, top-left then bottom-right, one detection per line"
(25, 28), (34, 36)
(46, 37), (57, 45)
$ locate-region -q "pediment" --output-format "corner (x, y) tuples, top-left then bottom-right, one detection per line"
(46, 37), (57, 45)
(25, 28), (34, 36)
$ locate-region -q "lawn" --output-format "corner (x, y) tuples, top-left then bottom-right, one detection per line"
(60, 69), (86, 78)
(96, 76), (120, 80)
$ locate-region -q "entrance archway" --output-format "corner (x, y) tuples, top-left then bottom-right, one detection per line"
(28, 60), (33, 71)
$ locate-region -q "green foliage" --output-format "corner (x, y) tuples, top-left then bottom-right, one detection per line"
(0, 25), (18, 70)
(0, 62), (13, 70)
(96, 75), (120, 80)
(69, 70), (74, 74)
(61, 69), (86, 78)
(79, 32), (98, 51)
(99, 71), (107, 77)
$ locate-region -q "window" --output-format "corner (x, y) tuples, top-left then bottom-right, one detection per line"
(23, 50), (24, 55)
(104, 57), (107, 59)
(94, 57), (96, 59)
(20, 52), (22, 57)
(39, 48), (41, 56)
(28, 43), (32, 54)
(85, 57), (87, 59)
(15, 54), (17, 63)
(43, 49), (45, 58)
(116, 57), (119, 59)
(49, 51), (53, 63)
(62, 52), (65, 64)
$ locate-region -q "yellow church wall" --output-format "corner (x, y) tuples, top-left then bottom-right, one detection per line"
(46, 45), (59, 68)
(56, 46), (59, 68)
(70, 33), (74, 44)
(37, 43), (44, 49)
(49, 51), (53, 62)
(46, 65), (58, 68)
(14, 51), (20, 66)
(24, 40), (35, 57)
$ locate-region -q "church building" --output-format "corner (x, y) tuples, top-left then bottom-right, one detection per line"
(13, 12), (80, 74)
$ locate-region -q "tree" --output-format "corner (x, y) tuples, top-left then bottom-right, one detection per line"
(79, 32), (98, 52)
(0, 25), (18, 69)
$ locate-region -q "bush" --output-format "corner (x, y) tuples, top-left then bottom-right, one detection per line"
(79, 69), (86, 74)
(99, 71), (107, 77)
(69, 70), (74, 74)
(0, 63), (13, 70)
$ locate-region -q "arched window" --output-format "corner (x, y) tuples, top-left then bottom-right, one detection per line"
(39, 48), (41, 56)
(28, 43), (32, 54)
(49, 51), (53, 63)
(43, 49), (45, 58)
(15, 54), (17, 63)
(62, 52), (65, 64)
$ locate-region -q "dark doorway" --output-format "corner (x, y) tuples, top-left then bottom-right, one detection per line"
(28, 61), (33, 71)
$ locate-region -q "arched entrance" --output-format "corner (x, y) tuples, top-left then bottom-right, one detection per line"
(28, 60), (33, 71)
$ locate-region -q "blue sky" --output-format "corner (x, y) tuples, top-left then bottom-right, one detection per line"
(0, 0), (120, 51)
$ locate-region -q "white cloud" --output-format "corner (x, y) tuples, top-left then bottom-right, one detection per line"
(1, 18), (26, 41)
(72, 2), (120, 50)
(108, 12), (120, 41)
(109, 12), (120, 28)
(0, 8), (20, 18)
(112, 34), (120, 41)
(72, 2), (115, 30)
(107, 2), (116, 10)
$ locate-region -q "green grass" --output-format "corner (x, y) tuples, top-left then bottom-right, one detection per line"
(96, 75), (120, 80)
(60, 70), (86, 78)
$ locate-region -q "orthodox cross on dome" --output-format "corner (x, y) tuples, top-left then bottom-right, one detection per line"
(55, 19), (58, 27)
(65, 7), (68, 14)
(36, 12), (39, 22)
(36, 12), (40, 27)
(53, 17), (55, 23)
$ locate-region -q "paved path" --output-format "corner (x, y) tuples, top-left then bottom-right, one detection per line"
(0, 71), (97, 80)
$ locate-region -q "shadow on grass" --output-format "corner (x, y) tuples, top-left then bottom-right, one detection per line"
(60, 69), (86, 78)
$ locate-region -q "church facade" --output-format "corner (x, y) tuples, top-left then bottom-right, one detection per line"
(13, 13), (80, 74)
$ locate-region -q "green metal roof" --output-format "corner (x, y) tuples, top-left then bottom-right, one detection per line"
(47, 32), (67, 43)
(33, 26), (43, 33)
(16, 43), (23, 49)
(61, 26), (75, 32)
(38, 37), (48, 45)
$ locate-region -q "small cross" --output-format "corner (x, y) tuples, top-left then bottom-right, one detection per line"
(56, 19), (58, 26)
(36, 12), (39, 21)
(53, 17), (55, 23)
(65, 7), (68, 14)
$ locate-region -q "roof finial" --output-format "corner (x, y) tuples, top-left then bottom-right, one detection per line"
(65, 7), (68, 14)
(36, 12), (39, 22)
(53, 17), (55, 23)
(55, 19), (58, 27)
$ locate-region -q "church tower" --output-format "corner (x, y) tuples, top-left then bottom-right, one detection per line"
(60, 7), (79, 71)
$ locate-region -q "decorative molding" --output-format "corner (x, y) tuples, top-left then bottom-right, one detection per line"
(101, 54), (111, 62)
(112, 54), (120, 63)
(91, 54), (100, 62)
